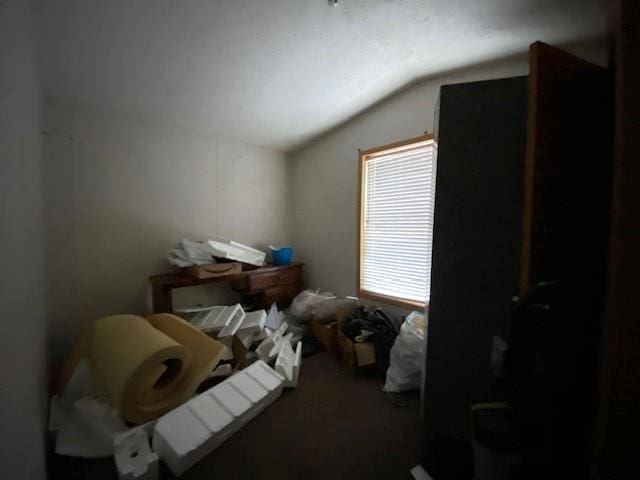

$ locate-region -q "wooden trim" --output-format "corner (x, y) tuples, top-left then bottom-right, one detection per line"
(592, 1), (640, 476)
(519, 42), (539, 293)
(357, 134), (433, 310)
(359, 133), (434, 157)
(358, 289), (426, 311)
(357, 142), (365, 304)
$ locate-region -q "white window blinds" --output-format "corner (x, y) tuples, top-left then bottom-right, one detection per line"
(359, 137), (435, 306)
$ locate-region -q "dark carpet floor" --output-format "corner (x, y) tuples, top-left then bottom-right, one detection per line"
(49, 351), (421, 480)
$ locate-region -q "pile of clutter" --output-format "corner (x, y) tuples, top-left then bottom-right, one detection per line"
(177, 302), (302, 388)
(49, 302), (302, 479)
(302, 290), (426, 392)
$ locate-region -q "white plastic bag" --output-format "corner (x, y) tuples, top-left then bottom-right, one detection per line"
(383, 311), (426, 392)
(289, 289), (335, 320)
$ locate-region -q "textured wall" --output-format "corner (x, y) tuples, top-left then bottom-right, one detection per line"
(43, 99), (290, 367)
(0, 1), (48, 478)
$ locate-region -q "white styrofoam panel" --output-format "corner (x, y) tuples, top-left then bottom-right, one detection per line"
(210, 383), (252, 417)
(228, 373), (268, 404)
(237, 309), (266, 334)
(218, 305), (247, 337)
(154, 407), (210, 458)
(267, 332), (293, 361)
(197, 304), (244, 334)
(188, 395), (234, 435)
(256, 322), (288, 362)
(114, 429), (159, 480)
(275, 341), (302, 388)
(152, 361), (283, 476)
(244, 361), (285, 392)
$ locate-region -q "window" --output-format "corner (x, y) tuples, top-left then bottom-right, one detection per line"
(358, 134), (436, 309)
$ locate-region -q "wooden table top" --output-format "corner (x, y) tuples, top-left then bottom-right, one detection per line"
(149, 261), (304, 288)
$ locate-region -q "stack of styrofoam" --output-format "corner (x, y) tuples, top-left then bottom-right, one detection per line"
(186, 305), (268, 343)
(256, 322), (290, 362)
(152, 361), (284, 476)
(187, 304), (245, 336)
(235, 310), (267, 348)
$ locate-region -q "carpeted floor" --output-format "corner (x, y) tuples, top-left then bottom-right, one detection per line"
(49, 351), (421, 480)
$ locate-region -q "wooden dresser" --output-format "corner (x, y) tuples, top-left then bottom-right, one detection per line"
(149, 262), (304, 313)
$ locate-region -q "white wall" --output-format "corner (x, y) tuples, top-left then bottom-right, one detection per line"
(44, 99), (290, 366)
(0, 1), (48, 478)
(289, 41), (607, 314)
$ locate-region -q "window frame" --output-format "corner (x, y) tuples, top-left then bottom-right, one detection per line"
(357, 133), (434, 310)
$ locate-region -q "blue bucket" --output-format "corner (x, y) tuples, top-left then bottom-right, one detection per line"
(272, 247), (293, 266)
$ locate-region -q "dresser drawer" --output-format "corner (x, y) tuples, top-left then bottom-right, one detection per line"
(234, 265), (302, 293)
(261, 284), (302, 308)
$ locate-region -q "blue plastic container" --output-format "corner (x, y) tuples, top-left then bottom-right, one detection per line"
(272, 247), (293, 266)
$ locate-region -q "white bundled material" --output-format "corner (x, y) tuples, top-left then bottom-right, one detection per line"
(275, 341), (302, 388)
(207, 239), (266, 267)
(152, 361), (284, 476)
(383, 311), (426, 392)
(53, 360), (113, 458)
(167, 239), (215, 267)
(74, 396), (128, 449)
(52, 360), (158, 459)
(289, 289), (335, 320)
(114, 430), (159, 480)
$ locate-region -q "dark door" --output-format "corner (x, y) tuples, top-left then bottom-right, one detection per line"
(520, 41), (612, 293)
(514, 41), (612, 478)
(422, 77), (528, 477)
(593, 1), (640, 478)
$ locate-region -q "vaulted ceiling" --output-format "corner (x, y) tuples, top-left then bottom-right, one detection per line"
(36, 0), (606, 151)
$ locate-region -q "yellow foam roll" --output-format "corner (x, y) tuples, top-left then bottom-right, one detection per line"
(87, 314), (224, 424)
(147, 313), (222, 399)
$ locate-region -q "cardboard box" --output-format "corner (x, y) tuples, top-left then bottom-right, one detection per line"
(336, 328), (376, 369)
(309, 317), (338, 355)
(186, 262), (242, 279)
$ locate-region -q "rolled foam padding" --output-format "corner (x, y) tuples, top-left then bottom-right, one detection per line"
(147, 313), (226, 401)
(87, 314), (224, 424)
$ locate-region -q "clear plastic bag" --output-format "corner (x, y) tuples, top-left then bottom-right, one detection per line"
(313, 297), (360, 325)
(289, 289), (335, 321)
(383, 311), (426, 392)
